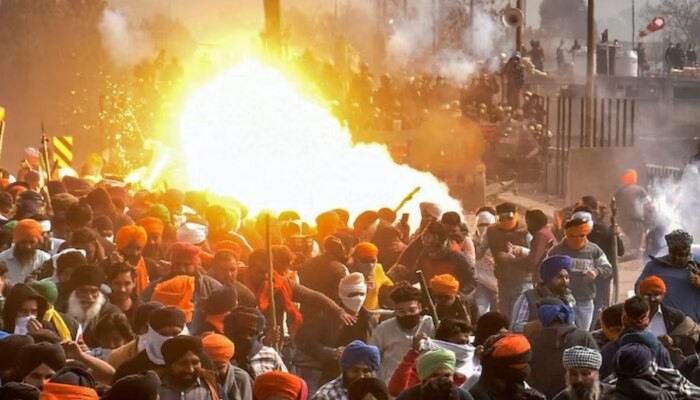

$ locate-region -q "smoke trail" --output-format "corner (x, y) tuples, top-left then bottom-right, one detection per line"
(99, 8), (155, 67)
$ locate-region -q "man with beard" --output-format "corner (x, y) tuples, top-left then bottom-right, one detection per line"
(202, 333), (253, 400)
(312, 340), (380, 400)
(113, 306), (188, 382)
(141, 242), (222, 303)
(208, 249), (257, 308)
(636, 230), (700, 322)
(0, 219), (51, 285)
(66, 264), (121, 347)
(369, 285), (435, 381)
(476, 203), (530, 315)
(430, 274), (479, 327)
(469, 333), (545, 400)
(295, 273), (377, 394)
(512, 255), (575, 333)
(299, 235), (349, 307)
(16, 342), (67, 391)
(159, 335), (219, 400)
(549, 216), (613, 331)
(347, 242), (391, 311)
(553, 346), (610, 400)
(137, 217), (167, 270)
(223, 307), (286, 379)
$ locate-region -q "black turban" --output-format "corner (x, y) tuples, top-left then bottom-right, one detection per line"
(0, 335), (35, 371)
(148, 306), (185, 331)
(102, 371), (161, 400)
(161, 336), (204, 365)
(49, 367), (96, 389)
(69, 264), (104, 289)
(0, 382), (41, 400)
(133, 301), (163, 332)
(348, 377), (389, 400)
(17, 343), (67, 379)
(203, 286), (238, 315)
(224, 307), (266, 337)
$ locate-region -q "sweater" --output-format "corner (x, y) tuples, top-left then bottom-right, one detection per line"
(369, 316), (435, 381)
(548, 241), (612, 301)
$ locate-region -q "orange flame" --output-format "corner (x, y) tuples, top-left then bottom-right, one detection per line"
(178, 60), (461, 224)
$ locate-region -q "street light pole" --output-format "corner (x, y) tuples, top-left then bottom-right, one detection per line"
(585, 0), (595, 147)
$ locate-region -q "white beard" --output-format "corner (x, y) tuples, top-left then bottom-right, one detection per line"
(67, 291), (106, 325)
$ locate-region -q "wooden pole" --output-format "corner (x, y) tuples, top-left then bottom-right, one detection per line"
(265, 214), (278, 350)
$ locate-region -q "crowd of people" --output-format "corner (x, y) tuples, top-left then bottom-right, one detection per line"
(0, 149), (696, 400)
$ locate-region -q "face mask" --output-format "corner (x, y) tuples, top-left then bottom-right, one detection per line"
(144, 325), (188, 365)
(14, 315), (36, 335)
(396, 314), (421, 330)
(340, 292), (367, 313)
(106, 235), (114, 243)
(566, 236), (587, 250)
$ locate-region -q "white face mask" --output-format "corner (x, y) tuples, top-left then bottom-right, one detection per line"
(137, 333), (149, 351)
(14, 315), (36, 335)
(340, 292), (367, 313)
(144, 325), (189, 365)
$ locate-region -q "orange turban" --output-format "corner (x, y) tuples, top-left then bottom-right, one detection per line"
(486, 334), (532, 370)
(620, 169), (638, 186)
(202, 333), (235, 364)
(430, 274), (460, 297)
(170, 242), (201, 264)
(354, 242), (378, 259)
(39, 382), (98, 400)
(254, 371), (306, 400)
(152, 276), (195, 323)
(215, 240), (242, 258)
(13, 219), (43, 243)
(115, 225), (147, 250)
(137, 217), (165, 235)
(639, 275), (667, 296)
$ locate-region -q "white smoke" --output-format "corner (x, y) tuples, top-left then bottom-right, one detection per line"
(99, 8), (155, 67)
(386, 2), (511, 82)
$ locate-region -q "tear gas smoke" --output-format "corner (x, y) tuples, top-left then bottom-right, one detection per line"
(99, 8), (155, 67)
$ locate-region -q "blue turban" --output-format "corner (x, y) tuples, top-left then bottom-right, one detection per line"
(614, 343), (652, 378)
(618, 331), (659, 353)
(539, 255), (573, 283)
(340, 340), (380, 372)
(537, 304), (576, 327)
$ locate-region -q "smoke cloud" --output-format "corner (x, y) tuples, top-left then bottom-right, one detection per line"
(99, 8), (155, 67)
(386, 3), (511, 82)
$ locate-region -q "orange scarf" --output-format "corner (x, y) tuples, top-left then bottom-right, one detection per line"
(257, 272), (303, 334)
(40, 382), (98, 400)
(565, 223), (591, 250)
(135, 257), (150, 295)
(205, 313), (228, 334)
(496, 214), (519, 231)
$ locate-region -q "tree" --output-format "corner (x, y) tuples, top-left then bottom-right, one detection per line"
(643, 0), (700, 43)
(539, 0), (587, 40)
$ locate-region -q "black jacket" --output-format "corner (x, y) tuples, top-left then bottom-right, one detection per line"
(397, 383), (474, 400)
(294, 307), (376, 382)
(601, 374), (675, 400)
(527, 325), (599, 399)
(600, 329), (673, 379)
(552, 383), (613, 400)
(470, 379), (546, 400)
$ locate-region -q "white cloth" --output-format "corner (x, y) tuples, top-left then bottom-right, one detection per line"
(13, 315), (36, 335)
(368, 316), (435, 381)
(647, 308), (667, 337)
(423, 338), (476, 378)
(177, 222), (208, 244)
(144, 325), (190, 365)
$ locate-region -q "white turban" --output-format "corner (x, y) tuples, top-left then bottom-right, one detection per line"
(176, 222), (208, 245)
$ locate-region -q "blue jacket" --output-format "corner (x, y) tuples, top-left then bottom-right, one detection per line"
(635, 254), (700, 323)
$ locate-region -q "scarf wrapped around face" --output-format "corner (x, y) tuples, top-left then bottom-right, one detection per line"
(257, 272), (303, 334)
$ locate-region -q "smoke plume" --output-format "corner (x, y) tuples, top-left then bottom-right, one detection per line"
(99, 8), (155, 67)
(386, 2), (511, 82)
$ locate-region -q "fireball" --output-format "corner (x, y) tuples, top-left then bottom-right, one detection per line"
(178, 60), (461, 224)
